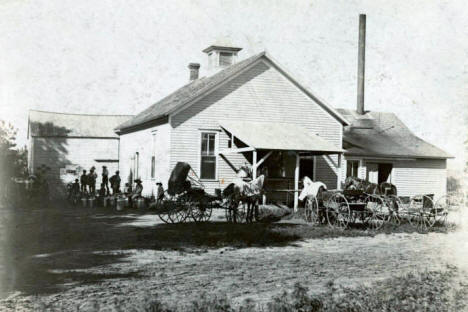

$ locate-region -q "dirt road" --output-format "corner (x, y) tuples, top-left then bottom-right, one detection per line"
(2, 208), (467, 311)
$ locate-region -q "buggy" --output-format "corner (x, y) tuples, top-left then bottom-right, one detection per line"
(155, 162), (219, 223)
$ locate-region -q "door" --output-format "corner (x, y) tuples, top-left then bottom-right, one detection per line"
(378, 163), (393, 183)
(300, 157), (314, 180)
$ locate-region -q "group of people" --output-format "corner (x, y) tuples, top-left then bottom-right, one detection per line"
(71, 166), (122, 197)
(68, 166), (167, 209)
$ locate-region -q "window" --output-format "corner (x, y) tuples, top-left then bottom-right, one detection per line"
(151, 132), (156, 178)
(200, 132), (217, 179)
(219, 52), (233, 66)
(346, 160), (359, 178)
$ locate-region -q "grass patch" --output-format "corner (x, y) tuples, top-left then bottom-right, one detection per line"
(33, 266), (467, 311)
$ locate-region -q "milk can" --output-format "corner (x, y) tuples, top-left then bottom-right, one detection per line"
(103, 196), (109, 208)
(136, 197), (146, 209)
(81, 197), (87, 208)
(109, 196), (116, 207)
(116, 197), (126, 211)
(88, 197), (96, 209)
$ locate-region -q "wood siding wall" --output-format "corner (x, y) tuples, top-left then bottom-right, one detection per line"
(341, 156), (447, 199)
(393, 159), (447, 199)
(119, 123), (171, 197)
(170, 60), (342, 194)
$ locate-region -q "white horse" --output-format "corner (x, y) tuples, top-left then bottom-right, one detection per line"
(299, 176), (327, 202)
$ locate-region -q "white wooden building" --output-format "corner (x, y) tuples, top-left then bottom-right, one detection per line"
(115, 44), (452, 207)
(28, 110), (132, 195)
(115, 45), (348, 206)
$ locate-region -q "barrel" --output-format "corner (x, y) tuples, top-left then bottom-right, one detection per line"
(116, 197), (126, 211)
(136, 197), (146, 209)
(88, 197), (96, 209)
(109, 196), (116, 207)
(81, 197), (87, 208)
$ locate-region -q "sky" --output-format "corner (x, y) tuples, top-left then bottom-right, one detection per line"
(0, 0), (467, 173)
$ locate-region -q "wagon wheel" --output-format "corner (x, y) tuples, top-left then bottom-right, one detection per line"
(325, 193), (351, 229)
(364, 194), (389, 230)
(429, 196), (449, 228)
(167, 196), (190, 223)
(304, 196), (320, 224)
(156, 200), (172, 224)
(233, 201), (248, 223)
(190, 198), (213, 222)
(408, 195), (434, 231)
(155, 192), (179, 224)
(385, 195), (402, 226)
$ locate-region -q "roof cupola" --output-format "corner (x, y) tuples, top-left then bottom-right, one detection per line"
(202, 44), (242, 72)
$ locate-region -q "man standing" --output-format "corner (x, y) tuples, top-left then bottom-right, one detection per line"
(88, 166), (97, 196)
(102, 166), (109, 195)
(80, 170), (87, 193)
(109, 170), (121, 195)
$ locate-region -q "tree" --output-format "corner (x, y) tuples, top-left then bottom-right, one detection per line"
(0, 120), (28, 183)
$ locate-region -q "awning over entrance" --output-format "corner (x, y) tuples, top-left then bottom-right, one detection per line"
(219, 121), (344, 211)
(219, 120), (344, 153)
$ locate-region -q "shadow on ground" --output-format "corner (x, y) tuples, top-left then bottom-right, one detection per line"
(0, 200), (448, 297)
(0, 201), (314, 297)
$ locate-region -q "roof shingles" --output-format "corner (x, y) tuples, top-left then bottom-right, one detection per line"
(29, 110), (132, 138)
(337, 109), (452, 159)
(115, 52), (266, 131)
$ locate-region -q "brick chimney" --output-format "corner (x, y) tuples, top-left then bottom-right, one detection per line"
(188, 63), (200, 81)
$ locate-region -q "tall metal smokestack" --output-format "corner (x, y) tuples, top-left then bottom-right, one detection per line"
(357, 14), (366, 115)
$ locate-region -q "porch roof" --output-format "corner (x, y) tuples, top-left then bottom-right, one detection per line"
(219, 120), (344, 153)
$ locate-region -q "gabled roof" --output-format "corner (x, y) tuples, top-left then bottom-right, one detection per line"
(28, 110), (132, 138)
(115, 52), (348, 132)
(220, 120), (343, 153)
(337, 109), (452, 159)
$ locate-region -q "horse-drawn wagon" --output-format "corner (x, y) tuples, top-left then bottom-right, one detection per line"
(304, 187), (389, 230)
(154, 162), (265, 224)
(302, 176), (461, 230)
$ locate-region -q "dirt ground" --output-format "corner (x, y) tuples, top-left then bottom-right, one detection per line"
(0, 201), (467, 311)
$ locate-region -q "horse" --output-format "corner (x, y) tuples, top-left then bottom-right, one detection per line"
(344, 176), (379, 194)
(222, 175), (265, 223)
(344, 176), (397, 196)
(299, 176), (328, 223)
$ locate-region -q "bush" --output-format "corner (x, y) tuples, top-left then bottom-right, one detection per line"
(320, 267), (467, 312)
(12, 268), (468, 311)
(186, 293), (234, 312)
(267, 283), (323, 312)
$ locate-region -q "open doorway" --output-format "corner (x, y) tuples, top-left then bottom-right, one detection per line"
(300, 157), (314, 180)
(367, 162), (393, 184)
(378, 163), (393, 184)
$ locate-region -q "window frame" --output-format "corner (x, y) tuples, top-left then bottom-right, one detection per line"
(199, 131), (219, 181)
(346, 160), (359, 178)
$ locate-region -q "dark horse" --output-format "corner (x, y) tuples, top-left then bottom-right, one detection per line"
(344, 176), (397, 195)
(222, 176), (264, 223)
